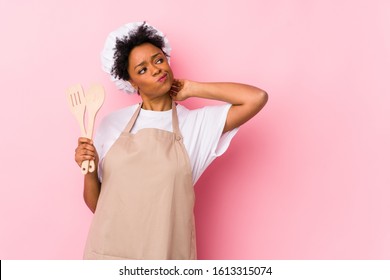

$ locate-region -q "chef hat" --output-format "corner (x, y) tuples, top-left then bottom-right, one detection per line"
(100, 21), (172, 94)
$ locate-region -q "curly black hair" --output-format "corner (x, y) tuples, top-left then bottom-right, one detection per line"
(111, 22), (168, 81)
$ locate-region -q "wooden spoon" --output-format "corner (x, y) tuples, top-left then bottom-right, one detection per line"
(82, 84), (105, 173)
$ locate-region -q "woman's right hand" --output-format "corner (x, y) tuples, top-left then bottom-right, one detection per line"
(75, 137), (101, 212)
(74, 137), (97, 168)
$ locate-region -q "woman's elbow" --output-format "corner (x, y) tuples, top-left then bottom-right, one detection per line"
(253, 88), (268, 112)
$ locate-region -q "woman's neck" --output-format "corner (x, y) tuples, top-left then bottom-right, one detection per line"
(140, 94), (172, 111)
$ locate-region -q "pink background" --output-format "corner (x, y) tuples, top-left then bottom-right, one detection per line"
(1, 0), (389, 259)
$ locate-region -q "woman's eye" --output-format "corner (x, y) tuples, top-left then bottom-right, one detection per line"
(138, 68), (146, 74)
(156, 58), (163, 64)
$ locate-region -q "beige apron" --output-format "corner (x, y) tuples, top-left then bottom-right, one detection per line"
(83, 102), (196, 259)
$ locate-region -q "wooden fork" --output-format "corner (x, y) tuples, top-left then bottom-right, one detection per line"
(66, 84), (91, 174)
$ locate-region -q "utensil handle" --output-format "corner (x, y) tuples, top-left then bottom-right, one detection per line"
(88, 160), (95, 173)
(85, 113), (96, 174)
(81, 160), (89, 175)
(81, 138), (95, 174)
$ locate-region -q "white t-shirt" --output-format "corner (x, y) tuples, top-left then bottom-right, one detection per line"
(94, 103), (239, 185)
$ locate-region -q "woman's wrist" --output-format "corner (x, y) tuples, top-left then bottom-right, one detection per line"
(185, 80), (201, 99)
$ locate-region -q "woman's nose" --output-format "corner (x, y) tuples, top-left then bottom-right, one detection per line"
(151, 65), (161, 76)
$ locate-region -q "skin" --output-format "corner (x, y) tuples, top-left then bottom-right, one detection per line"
(75, 42), (268, 213)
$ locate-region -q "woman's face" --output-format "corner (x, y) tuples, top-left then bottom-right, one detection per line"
(127, 43), (174, 99)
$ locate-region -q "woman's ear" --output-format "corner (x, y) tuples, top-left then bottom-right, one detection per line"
(129, 79), (138, 92)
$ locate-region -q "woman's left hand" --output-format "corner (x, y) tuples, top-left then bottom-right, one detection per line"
(169, 79), (192, 101)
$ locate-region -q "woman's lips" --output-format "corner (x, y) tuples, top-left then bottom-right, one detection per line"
(157, 73), (168, 83)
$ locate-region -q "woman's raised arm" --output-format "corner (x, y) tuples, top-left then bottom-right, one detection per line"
(170, 80), (268, 133)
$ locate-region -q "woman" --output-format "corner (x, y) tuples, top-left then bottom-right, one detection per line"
(75, 22), (268, 260)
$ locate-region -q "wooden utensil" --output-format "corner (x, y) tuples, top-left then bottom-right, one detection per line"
(66, 84), (90, 174)
(82, 84), (105, 173)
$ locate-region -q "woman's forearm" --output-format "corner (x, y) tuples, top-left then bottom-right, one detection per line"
(188, 82), (265, 104)
(188, 81), (268, 132)
(83, 169), (101, 213)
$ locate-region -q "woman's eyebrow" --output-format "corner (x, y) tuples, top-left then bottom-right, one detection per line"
(134, 53), (162, 70)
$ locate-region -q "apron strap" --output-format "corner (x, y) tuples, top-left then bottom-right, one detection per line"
(171, 101), (182, 138)
(124, 103), (142, 133)
(123, 100), (182, 138)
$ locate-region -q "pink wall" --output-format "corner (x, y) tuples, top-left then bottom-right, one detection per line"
(1, 0), (389, 259)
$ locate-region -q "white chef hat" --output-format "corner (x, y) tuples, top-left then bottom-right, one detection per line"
(100, 21), (172, 94)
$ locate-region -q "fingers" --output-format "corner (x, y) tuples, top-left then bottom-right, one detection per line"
(78, 137), (93, 145)
(169, 80), (183, 98)
(75, 148), (96, 167)
(75, 137), (97, 167)
(172, 79), (183, 90)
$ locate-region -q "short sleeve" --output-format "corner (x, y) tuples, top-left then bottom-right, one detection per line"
(184, 104), (239, 184)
